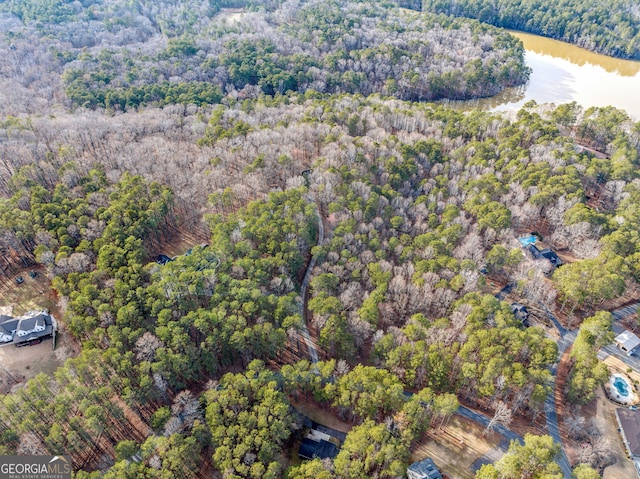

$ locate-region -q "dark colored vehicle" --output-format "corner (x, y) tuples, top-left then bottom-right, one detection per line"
(156, 254), (173, 265)
(15, 276), (24, 284)
(28, 270), (37, 279)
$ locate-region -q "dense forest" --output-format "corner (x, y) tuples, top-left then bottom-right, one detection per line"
(0, 92), (637, 477)
(420, 0), (640, 60)
(0, 0), (529, 114)
(0, 0), (639, 478)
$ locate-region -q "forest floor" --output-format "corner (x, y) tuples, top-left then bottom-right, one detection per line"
(147, 226), (209, 260)
(411, 415), (502, 479)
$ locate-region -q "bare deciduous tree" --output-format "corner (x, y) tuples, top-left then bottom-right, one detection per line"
(484, 401), (512, 436)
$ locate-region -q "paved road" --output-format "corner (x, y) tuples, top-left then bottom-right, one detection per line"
(544, 383), (573, 479)
(598, 304), (640, 370)
(493, 282), (571, 477)
(458, 403), (571, 477)
(542, 306), (574, 479)
(457, 406), (523, 444)
(611, 303), (639, 321)
(299, 206), (323, 364)
(538, 301), (568, 337)
(543, 302), (639, 478)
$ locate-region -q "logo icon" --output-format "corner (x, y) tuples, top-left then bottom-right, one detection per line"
(0, 455), (72, 479)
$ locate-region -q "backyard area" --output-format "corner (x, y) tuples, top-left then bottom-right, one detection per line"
(591, 389), (636, 479)
(0, 265), (58, 316)
(411, 415), (504, 479)
(0, 331), (78, 394)
(290, 399), (352, 434)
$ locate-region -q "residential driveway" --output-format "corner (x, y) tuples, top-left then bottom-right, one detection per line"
(300, 206), (323, 364)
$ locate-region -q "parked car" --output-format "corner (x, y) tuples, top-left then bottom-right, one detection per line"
(156, 254), (173, 265)
(15, 276), (24, 284)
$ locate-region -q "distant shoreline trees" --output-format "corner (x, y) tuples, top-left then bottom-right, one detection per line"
(421, 0), (640, 60)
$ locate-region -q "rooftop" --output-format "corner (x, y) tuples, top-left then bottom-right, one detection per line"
(527, 244), (563, 268)
(617, 408), (640, 457)
(615, 331), (640, 354)
(298, 437), (339, 460)
(407, 457), (444, 479)
(0, 310), (55, 346)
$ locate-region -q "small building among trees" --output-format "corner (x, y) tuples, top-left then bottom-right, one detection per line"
(298, 434), (340, 460)
(527, 244), (563, 269)
(615, 331), (640, 356)
(511, 303), (530, 325)
(298, 418), (344, 461)
(407, 457), (444, 479)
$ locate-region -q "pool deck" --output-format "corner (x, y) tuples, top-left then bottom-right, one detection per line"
(608, 373), (638, 405)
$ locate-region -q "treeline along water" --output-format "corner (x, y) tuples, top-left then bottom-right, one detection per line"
(446, 31), (640, 120)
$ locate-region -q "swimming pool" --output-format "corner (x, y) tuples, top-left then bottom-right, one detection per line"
(518, 235), (537, 247)
(609, 374), (637, 405)
(614, 376), (630, 397)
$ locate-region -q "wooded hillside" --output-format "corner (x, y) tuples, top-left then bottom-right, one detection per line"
(421, 0), (640, 59)
(0, 1), (638, 478)
(0, 92), (638, 476)
(0, 0), (529, 114)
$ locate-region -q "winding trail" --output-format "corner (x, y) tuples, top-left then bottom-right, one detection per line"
(299, 206), (323, 364)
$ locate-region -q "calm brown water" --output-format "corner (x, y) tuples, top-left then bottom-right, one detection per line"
(445, 31), (640, 120)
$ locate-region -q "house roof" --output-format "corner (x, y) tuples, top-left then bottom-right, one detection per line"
(539, 248), (563, 267)
(310, 421), (347, 443)
(0, 311), (54, 345)
(511, 303), (530, 323)
(0, 317), (19, 339)
(617, 408), (640, 457)
(511, 303), (527, 313)
(300, 417), (348, 443)
(17, 313), (47, 333)
(13, 311), (54, 345)
(527, 244), (542, 259)
(615, 331), (640, 352)
(298, 438), (339, 460)
(407, 457), (443, 479)
(527, 244), (563, 267)
(0, 315), (19, 328)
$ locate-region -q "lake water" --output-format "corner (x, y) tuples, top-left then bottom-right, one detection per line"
(447, 31), (640, 120)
